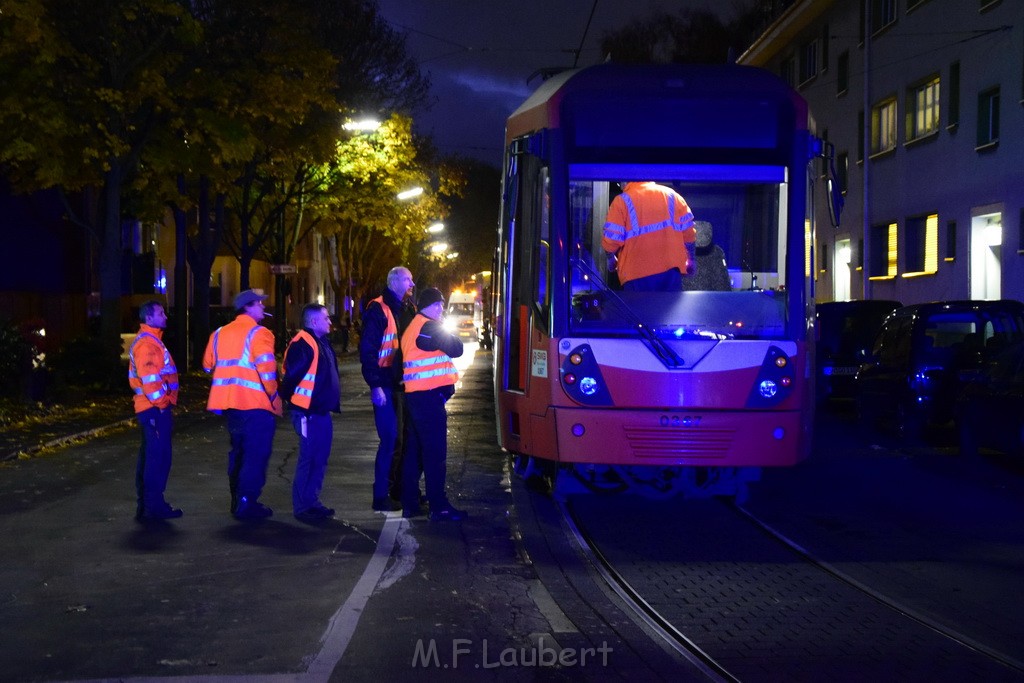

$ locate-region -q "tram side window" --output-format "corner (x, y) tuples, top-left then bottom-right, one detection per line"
(534, 168), (551, 334)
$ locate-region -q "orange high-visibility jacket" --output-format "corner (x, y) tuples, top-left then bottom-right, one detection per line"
(369, 295), (399, 367)
(128, 324), (179, 413)
(203, 314), (282, 415)
(601, 181), (697, 285)
(283, 330), (319, 410)
(401, 315), (458, 393)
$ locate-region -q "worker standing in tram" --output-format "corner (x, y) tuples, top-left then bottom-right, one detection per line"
(280, 303), (341, 524)
(203, 289), (282, 520)
(128, 300), (182, 521)
(601, 181), (698, 291)
(359, 265), (416, 512)
(399, 287), (466, 521)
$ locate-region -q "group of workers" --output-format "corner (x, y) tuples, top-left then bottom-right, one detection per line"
(127, 265), (465, 525)
(128, 180), (705, 524)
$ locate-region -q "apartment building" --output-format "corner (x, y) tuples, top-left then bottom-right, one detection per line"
(741, 0), (1023, 303)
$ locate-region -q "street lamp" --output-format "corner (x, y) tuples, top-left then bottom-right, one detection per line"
(428, 222), (445, 234)
(429, 242), (449, 255)
(397, 187), (424, 201)
(343, 118), (381, 132)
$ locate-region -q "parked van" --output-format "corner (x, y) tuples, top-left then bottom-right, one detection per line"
(445, 291), (481, 342)
(815, 300), (901, 403)
(855, 300), (1024, 442)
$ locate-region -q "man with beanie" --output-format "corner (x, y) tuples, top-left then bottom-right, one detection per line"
(203, 289), (282, 520)
(280, 303), (341, 523)
(359, 266), (416, 511)
(400, 287), (466, 521)
(127, 300), (182, 521)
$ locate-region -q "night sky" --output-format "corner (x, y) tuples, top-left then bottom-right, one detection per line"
(376, 0), (725, 167)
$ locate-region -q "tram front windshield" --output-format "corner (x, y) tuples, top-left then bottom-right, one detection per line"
(568, 178), (789, 341)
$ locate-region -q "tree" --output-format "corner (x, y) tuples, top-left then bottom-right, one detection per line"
(0, 0), (202, 359)
(318, 115), (458, 316)
(599, 2), (762, 65)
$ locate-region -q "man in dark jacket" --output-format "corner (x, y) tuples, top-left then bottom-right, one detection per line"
(400, 287), (466, 521)
(359, 266), (416, 511)
(280, 303), (341, 523)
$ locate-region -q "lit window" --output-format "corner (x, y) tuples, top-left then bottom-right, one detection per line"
(906, 76), (940, 141)
(871, 97), (897, 155)
(869, 222), (898, 280)
(903, 214), (938, 277)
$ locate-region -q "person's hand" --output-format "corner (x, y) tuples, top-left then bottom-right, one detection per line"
(685, 261), (697, 277)
(606, 252), (618, 272)
(371, 387), (387, 407)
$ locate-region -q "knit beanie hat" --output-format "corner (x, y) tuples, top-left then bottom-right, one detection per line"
(417, 287), (445, 310)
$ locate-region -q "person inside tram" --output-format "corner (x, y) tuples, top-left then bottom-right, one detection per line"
(601, 181), (698, 292)
(681, 221), (732, 292)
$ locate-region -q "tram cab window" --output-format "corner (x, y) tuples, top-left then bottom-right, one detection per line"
(567, 176), (788, 341)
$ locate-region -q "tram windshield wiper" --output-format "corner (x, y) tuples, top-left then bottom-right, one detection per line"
(573, 257), (686, 368)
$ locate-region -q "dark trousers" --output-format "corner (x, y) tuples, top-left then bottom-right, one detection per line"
(402, 389), (449, 510)
(225, 409), (276, 508)
(291, 411), (333, 513)
(135, 407), (173, 510)
(372, 387), (406, 500)
(623, 267), (682, 292)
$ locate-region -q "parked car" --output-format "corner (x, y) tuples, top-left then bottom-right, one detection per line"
(855, 300), (1024, 442)
(956, 340), (1024, 457)
(816, 300), (901, 403)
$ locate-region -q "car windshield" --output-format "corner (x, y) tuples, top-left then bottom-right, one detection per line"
(448, 303), (474, 316)
(568, 176), (788, 340)
(818, 304), (898, 359)
(919, 309), (1024, 365)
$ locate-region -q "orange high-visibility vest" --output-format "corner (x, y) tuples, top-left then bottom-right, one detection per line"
(283, 330), (319, 410)
(600, 182), (697, 285)
(401, 314), (458, 392)
(128, 324), (179, 413)
(370, 295), (399, 367)
(203, 315), (282, 414)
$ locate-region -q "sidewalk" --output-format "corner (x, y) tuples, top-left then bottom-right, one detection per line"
(0, 349), (677, 682)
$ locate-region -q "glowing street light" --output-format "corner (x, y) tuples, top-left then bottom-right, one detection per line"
(343, 118), (381, 132)
(397, 187), (424, 201)
(429, 242), (449, 254)
(427, 222), (445, 234)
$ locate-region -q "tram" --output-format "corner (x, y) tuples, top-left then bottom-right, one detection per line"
(494, 63), (841, 498)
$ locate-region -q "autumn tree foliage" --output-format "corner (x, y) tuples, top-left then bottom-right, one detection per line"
(0, 0), (436, 366)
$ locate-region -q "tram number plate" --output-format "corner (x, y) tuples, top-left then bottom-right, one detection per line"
(659, 414), (702, 428)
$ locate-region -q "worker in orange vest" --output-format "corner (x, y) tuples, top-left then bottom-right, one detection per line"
(359, 265), (416, 511)
(399, 287), (465, 521)
(128, 300), (181, 521)
(601, 181), (698, 291)
(203, 289), (283, 520)
(280, 303), (340, 524)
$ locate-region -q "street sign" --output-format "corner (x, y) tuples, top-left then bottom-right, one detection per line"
(269, 264), (297, 274)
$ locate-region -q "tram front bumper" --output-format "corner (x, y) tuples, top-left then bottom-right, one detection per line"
(552, 407), (808, 467)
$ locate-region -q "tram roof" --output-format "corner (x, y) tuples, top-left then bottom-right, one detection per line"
(505, 63), (807, 146)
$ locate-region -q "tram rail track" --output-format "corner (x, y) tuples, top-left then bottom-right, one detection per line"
(560, 495), (1024, 682)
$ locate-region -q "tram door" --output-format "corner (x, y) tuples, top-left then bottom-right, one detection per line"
(501, 150), (548, 394)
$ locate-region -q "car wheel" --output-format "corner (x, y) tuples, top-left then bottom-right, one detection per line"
(896, 402), (924, 445)
(957, 417), (979, 458)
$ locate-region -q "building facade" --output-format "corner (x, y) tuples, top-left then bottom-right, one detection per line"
(741, 0), (1023, 304)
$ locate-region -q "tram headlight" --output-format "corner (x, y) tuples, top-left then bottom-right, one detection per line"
(746, 345), (795, 407)
(559, 343), (612, 406)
